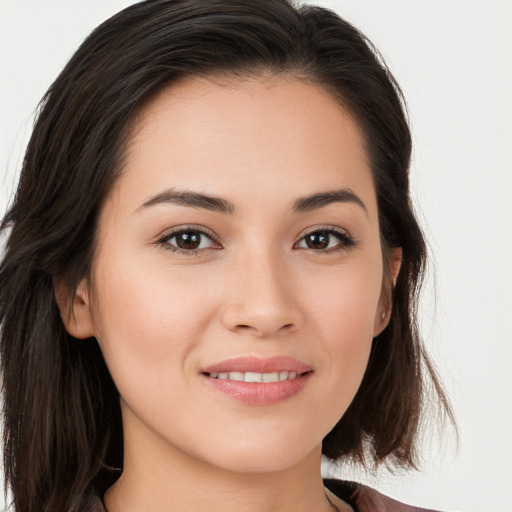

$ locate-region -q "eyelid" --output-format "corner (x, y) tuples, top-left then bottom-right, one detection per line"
(155, 225), (222, 254)
(294, 225), (357, 252)
(154, 224), (357, 256)
(298, 225), (352, 238)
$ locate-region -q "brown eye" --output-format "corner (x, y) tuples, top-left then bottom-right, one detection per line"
(160, 229), (217, 253)
(174, 231), (202, 250)
(303, 231), (330, 250)
(296, 228), (355, 252)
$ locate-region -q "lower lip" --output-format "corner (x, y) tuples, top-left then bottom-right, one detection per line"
(202, 372), (313, 405)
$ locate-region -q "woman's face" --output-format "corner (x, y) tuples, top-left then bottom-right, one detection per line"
(70, 75), (394, 473)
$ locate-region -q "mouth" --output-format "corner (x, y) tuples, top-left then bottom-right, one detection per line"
(201, 355), (312, 375)
(204, 370), (312, 382)
(200, 356), (314, 405)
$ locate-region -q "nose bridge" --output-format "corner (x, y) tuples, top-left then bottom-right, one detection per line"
(221, 242), (301, 337)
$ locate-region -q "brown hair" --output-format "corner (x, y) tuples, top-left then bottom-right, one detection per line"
(0, 1), (453, 510)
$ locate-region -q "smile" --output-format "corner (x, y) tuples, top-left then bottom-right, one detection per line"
(207, 371), (301, 382)
(201, 356), (314, 405)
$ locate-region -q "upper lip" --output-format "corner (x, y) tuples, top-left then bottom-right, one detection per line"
(202, 356), (312, 375)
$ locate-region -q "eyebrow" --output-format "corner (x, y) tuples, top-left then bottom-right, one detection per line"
(292, 188), (367, 214)
(136, 187), (367, 215)
(136, 189), (235, 214)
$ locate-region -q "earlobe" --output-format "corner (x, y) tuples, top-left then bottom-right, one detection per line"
(390, 247), (403, 287)
(373, 247), (403, 336)
(373, 310), (388, 337)
(54, 277), (95, 339)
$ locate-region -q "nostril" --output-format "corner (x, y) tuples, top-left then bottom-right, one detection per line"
(236, 323), (294, 333)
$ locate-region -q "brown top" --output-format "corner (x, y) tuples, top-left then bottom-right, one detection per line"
(324, 479), (441, 512)
(80, 478), (441, 512)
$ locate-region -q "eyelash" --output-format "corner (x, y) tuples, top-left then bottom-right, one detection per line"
(296, 226), (357, 253)
(156, 225), (357, 256)
(156, 226), (220, 256)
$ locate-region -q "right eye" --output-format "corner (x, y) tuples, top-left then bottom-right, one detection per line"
(157, 227), (220, 254)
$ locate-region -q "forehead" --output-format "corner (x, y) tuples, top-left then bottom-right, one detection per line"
(112, 74), (376, 217)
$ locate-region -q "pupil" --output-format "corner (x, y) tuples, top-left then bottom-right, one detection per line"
(177, 232), (200, 250)
(307, 232), (329, 249)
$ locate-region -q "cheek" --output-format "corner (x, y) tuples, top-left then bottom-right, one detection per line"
(300, 258), (382, 406)
(89, 252), (217, 395)
(304, 257), (383, 340)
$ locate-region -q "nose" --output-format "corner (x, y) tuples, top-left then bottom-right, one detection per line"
(221, 251), (303, 338)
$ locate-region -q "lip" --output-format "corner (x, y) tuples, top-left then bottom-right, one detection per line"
(201, 355), (312, 375)
(201, 356), (313, 406)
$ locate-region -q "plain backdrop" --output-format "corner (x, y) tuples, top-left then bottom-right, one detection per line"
(1, 1), (511, 511)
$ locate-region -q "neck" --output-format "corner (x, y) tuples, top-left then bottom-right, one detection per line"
(104, 414), (340, 512)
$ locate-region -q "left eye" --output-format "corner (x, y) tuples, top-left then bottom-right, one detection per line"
(161, 229), (216, 251)
(296, 229), (353, 251)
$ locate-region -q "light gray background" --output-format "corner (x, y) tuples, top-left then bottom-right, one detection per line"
(1, 1), (511, 511)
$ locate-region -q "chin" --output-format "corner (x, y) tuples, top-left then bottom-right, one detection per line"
(200, 437), (320, 475)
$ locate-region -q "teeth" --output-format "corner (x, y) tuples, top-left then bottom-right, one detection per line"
(262, 372), (278, 382)
(245, 371), (262, 382)
(209, 371), (300, 382)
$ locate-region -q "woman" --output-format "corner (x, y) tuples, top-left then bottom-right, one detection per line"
(0, 1), (453, 511)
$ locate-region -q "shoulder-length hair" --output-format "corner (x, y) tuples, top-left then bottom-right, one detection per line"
(0, 1), (453, 510)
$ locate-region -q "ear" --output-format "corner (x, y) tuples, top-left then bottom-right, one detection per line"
(373, 247), (402, 336)
(54, 277), (95, 339)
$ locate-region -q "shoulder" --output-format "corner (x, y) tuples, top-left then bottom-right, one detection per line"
(324, 478), (443, 512)
(79, 479), (443, 512)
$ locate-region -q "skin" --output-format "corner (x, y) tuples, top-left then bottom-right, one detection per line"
(59, 75), (401, 512)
